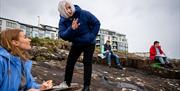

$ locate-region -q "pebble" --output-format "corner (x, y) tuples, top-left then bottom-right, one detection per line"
(103, 71), (108, 74)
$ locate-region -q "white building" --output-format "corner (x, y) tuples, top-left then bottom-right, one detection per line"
(0, 17), (58, 39)
(96, 29), (128, 52)
(0, 17), (128, 52)
(40, 24), (58, 39)
(0, 17), (20, 31)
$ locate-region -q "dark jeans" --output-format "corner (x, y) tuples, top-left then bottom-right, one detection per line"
(64, 44), (95, 87)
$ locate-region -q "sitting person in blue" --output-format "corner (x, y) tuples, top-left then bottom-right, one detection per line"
(0, 29), (52, 91)
(103, 40), (123, 69)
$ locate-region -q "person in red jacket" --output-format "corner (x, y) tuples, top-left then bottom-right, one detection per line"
(149, 41), (173, 68)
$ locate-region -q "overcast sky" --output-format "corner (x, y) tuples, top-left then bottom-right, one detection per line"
(0, 0), (180, 59)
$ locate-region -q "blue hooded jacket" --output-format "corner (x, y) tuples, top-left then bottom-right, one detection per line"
(0, 47), (40, 91)
(58, 5), (101, 46)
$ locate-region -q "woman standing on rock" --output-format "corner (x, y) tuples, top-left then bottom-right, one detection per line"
(0, 29), (52, 91)
(58, 0), (100, 91)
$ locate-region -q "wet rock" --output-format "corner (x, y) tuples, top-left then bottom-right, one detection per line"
(32, 61), (37, 65)
(31, 60), (180, 91)
(96, 88), (109, 91)
(75, 62), (84, 70)
(29, 43), (180, 91)
(30, 46), (69, 61)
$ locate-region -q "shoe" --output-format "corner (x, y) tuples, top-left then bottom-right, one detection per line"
(55, 81), (69, 88)
(167, 63), (174, 68)
(161, 64), (169, 68)
(117, 65), (123, 70)
(108, 64), (111, 68)
(82, 86), (90, 91)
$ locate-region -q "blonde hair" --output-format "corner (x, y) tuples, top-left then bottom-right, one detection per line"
(0, 29), (30, 61)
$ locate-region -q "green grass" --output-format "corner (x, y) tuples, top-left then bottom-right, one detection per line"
(150, 63), (162, 68)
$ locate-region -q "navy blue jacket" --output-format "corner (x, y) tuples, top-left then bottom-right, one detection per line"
(58, 5), (100, 46)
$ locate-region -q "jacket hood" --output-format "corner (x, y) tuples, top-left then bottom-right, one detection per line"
(58, 0), (75, 18)
(0, 47), (21, 65)
(74, 5), (81, 13)
(151, 45), (161, 48)
(60, 5), (81, 20)
(0, 47), (11, 59)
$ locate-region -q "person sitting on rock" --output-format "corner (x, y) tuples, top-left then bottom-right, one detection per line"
(0, 29), (53, 91)
(103, 40), (123, 69)
(149, 41), (173, 68)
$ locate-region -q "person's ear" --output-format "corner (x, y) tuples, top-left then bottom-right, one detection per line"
(12, 40), (19, 46)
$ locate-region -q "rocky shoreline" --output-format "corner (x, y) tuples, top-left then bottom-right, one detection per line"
(30, 46), (180, 91)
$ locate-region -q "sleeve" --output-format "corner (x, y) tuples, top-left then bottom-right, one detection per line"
(150, 46), (156, 55)
(28, 73), (41, 89)
(104, 44), (107, 51)
(86, 11), (101, 37)
(110, 45), (112, 51)
(159, 46), (165, 54)
(58, 18), (76, 41)
(0, 57), (3, 85)
(110, 45), (114, 54)
(25, 60), (41, 90)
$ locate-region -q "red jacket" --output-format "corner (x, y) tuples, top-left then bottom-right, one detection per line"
(149, 45), (164, 60)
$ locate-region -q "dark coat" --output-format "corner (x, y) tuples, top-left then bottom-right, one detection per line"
(59, 5), (101, 46)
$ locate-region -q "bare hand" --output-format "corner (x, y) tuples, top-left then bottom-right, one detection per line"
(27, 88), (39, 91)
(106, 50), (110, 53)
(72, 18), (80, 30)
(40, 80), (53, 90)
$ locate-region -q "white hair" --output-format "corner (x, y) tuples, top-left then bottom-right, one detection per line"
(58, 0), (75, 18)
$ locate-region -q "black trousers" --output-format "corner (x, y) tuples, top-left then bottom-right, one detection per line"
(64, 44), (95, 86)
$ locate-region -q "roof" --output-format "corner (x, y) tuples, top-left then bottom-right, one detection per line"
(0, 17), (19, 23)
